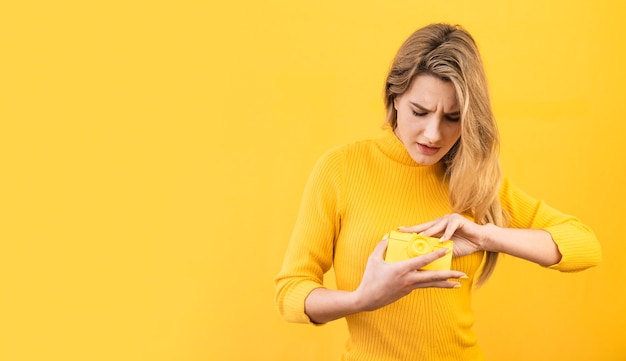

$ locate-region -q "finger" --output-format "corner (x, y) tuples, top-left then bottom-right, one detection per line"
(440, 216), (462, 242)
(408, 269), (468, 282)
(398, 217), (449, 238)
(400, 247), (451, 270)
(397, 220), (437, 234)
(371, 236), (389, 259)
(412, 280), (462, 289)
(421, 219), (450, 238)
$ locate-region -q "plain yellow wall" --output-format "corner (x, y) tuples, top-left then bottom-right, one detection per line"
(1, 1), (625, 360)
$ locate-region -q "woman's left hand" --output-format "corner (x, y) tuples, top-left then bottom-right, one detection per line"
(398, 213), (490, 257)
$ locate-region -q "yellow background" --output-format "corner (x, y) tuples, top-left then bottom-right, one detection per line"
(1, 1), (625, 360)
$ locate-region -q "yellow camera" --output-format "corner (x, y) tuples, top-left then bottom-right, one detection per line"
(384, 230), (454, 270)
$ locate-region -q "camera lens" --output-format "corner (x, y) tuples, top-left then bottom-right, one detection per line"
(408, 238), (432, 257)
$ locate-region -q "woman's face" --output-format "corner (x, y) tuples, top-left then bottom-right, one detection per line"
(393, 74), (461, 166)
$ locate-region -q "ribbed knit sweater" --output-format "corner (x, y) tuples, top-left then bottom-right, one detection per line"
(275, 129), (601, 361)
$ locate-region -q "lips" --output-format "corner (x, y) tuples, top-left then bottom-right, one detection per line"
(417, 143), (440, 155)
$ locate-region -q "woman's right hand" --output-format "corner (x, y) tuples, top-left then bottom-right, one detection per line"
(304, 237), (467, 324)
(353, 237), (467, 312)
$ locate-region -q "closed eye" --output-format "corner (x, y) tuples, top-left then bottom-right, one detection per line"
(412, 110), (427, 117)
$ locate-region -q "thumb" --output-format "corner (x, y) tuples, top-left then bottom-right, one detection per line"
(371, 235), (389, 259)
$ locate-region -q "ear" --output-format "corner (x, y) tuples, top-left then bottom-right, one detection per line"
(393, 95), (399, 111)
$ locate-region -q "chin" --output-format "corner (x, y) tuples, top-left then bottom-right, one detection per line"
(411, 156), (440, 166)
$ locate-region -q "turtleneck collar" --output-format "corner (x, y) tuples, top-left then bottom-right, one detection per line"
(374, 127), (446, 171)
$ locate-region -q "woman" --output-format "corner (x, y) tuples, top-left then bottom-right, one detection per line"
(274, 23), (601, 361)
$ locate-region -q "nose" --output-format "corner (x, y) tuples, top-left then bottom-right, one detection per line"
(422, 115), (442, 144)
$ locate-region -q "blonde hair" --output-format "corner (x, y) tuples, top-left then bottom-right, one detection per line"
(384, 23), (509, 286)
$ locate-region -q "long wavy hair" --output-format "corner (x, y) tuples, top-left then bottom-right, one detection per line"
(384, 23), (509, 286)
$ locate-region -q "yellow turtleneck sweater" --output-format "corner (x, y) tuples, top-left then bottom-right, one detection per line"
(275, 129), (600, 361)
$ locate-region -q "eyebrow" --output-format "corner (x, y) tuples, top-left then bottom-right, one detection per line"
(410, 101), (460, 117)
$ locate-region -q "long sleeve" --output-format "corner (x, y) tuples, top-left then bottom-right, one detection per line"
(274, 148), (344, 324)
(499, 178), (602, 272)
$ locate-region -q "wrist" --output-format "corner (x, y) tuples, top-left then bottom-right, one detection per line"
(351, 288), (371, 313)
(481, 223), (500, 252)
(305, 288), (364, 324)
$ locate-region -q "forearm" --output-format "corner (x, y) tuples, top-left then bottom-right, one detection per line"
(304, 287), (362, 324)
(483, 224), (562, 267)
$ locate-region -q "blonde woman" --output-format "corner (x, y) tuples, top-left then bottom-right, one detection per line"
(275, 23), (601, 360)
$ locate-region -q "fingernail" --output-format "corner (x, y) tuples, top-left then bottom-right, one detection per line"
(397, 226), (405, 229)
(453, 284), (462, 288)
(460, 275), (469, 279)
(382, 233), (389, 240)
(439, 237), (447, 243)
(445, 248), (453, 254)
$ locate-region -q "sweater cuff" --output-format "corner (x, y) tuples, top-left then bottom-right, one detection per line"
(277, 280), (326, 325)
(544, 222), (601, 272)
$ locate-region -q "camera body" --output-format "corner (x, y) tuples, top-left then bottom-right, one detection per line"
(384, 230), (454, 270)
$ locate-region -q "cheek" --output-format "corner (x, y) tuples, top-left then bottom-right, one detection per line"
(444, 125), (462, 145)
(395, 111), (413, 131)
(449, 124), (462, 139)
